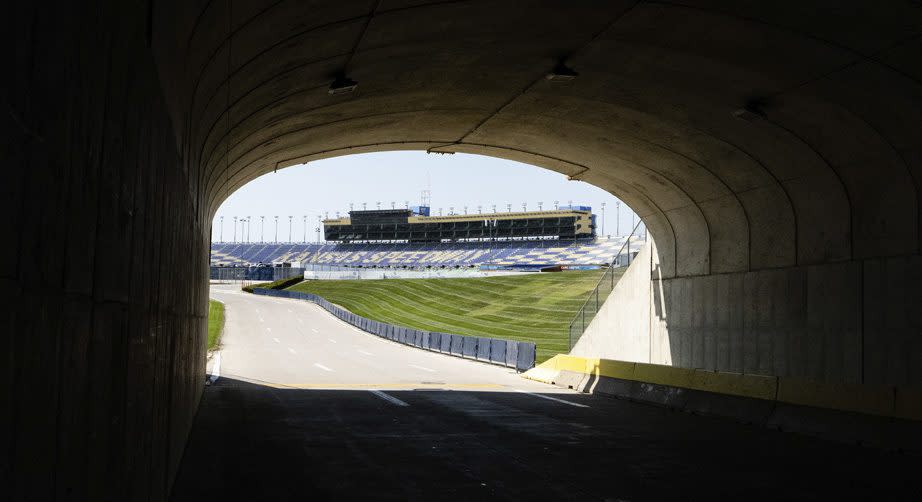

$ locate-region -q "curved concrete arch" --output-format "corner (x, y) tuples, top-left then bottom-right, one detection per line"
(8, 2), (922, 498)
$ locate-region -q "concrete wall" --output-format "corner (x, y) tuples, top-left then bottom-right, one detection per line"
(571, 243), (653, 362)
(2, 3), (207, 499)
(574, 240), (922, 386)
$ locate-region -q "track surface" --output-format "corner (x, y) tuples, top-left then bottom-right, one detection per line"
(170, 284), (916, 501)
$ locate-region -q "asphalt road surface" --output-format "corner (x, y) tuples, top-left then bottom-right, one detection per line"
(169, 283), (917, 501)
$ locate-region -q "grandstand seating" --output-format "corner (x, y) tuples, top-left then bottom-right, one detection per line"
(210, 238), (643, 268)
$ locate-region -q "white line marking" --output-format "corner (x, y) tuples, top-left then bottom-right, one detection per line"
(311, 328), (319, 333)
(259, 317), (265, 323)
(409, 364), (435, 373)
(369, 390), (409, 407)
(314, 363), (333, 372)
(272, 338), (280, 343)
(207, 352), (221, 384)
(288, 348), (297, 354)
(358, 350), (373, 356)
(266, 327), (272, 332)
(328, 338), (338, 344)
(514, 390), (589, 408)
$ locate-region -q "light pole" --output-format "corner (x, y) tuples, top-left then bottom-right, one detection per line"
(302, 215), (307, 243)
(260, 216), (265, 242)
(554, 200), (559, 210)
(288, 215), (293, 243)
(316, 215), (321, 242)
(219, 216), (224, 242)
(232, 216), (237, 243)
(601, 202), (606, 238)
(274, 216), (278, 243)
(246, 216), (251, 243)
(616, 201), (621, 236)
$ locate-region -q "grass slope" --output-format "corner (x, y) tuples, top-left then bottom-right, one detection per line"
(208, 299), (225, 351)
(288, 270), (617, 362)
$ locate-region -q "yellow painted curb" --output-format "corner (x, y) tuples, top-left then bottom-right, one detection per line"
(529, 355), (921, 421)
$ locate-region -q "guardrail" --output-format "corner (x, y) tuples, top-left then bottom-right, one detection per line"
(568, 220), (645, 350)
(251, 288), (537, 371)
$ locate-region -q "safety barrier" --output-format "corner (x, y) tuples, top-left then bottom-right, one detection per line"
(251, 288), (537, 371)
(525, 354), (922, 450)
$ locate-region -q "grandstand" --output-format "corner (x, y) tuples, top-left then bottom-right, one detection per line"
(210, 238), (641, 269)
(323, 205), (595, 242)
(212, 203), (643, 269)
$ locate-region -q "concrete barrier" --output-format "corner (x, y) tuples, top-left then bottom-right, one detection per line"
(476, 337), (491, 362)
(449, 335), (464, 356)
(515, 342), (536, 371)
(490, 339), (506, 365)
(524, 354), (922, 450)
(462, 336), (478, 359)
(250, 288), (536, 370)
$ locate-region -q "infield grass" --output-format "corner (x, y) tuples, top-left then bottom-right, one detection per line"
(208, 299), (225, 351)
(287, 270), (622, 362)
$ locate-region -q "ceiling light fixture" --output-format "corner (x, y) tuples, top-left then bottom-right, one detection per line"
(546, 63), (579, 82)
(732, 99), (767, 121)
(328, 75), (358, 95)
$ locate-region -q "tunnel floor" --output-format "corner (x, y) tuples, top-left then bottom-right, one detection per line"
(170, 377), (917, 501)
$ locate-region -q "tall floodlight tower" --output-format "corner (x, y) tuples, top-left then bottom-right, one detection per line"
(616, 201), (621, 236)
(316, 215), (321, 243)
(246, 217), (251, 243)
(601, 202), (606, 238)
(219, 216), (224, 242)
(232, 216), (237, 243)
(260, 216), (265, 242)
(288, 216), (293, 243)
(274, 216), (278, 243)
(302, 215), (307, 243)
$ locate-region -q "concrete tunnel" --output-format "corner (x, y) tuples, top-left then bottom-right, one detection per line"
(2, 0), (920, 499)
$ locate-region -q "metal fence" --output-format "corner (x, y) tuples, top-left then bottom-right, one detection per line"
(251, 287), (537, 371)
(209, 266), (303, 282)
(568, 221), (645, 350)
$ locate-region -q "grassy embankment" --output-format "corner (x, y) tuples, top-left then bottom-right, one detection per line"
(288, 270), (622, 362)
(207, 299), (225, 351)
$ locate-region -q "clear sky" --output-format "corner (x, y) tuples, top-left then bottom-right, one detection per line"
(212, 151), (639, 243)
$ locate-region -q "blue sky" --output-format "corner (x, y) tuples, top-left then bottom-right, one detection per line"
(212, 151), (639, 243)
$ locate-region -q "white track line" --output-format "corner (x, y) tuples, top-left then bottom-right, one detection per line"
(328, 338), (338, 344)
(288, 348), (297, 355)
(409, 364), (435, 373)
(313, 363), (333, 372)
(369, 390), (409, 407)
(358, 350), (373, 356)
(311, 328), (319, 333)
(272, 338), (280, 343)
(266, 327), (272, 332)
(514, 390), (589, 408)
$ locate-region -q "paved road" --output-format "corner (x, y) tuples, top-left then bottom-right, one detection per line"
(170, 283), (917, 501)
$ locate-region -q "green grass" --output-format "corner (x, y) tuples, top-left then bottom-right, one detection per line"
(207, 299), (225, 351)
(287, 270), (620, 362)
(241, 275), (304, 293)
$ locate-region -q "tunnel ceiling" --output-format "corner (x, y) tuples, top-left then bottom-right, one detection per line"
(152, 0), (922, 278)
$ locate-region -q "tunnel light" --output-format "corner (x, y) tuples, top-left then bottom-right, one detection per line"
(546, 63), (578, 82)
(732, 100), (767, 122)
(328, 75), (358, 95)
